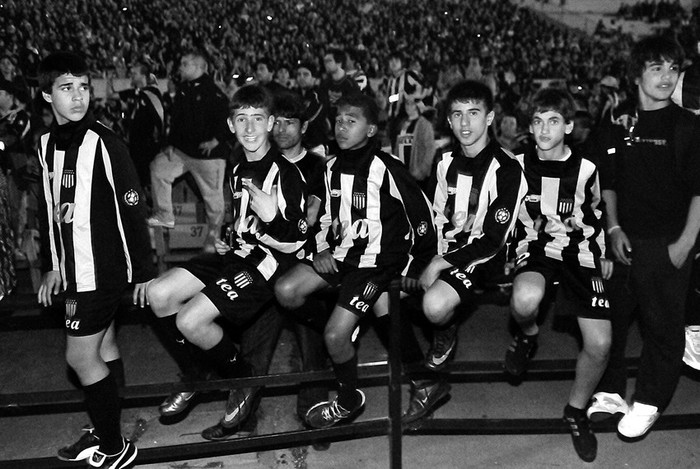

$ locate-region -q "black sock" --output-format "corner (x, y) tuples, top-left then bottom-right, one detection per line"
(374, 314), (424, 365)
(106, 358), (125, 389)
(155, 315), (205, 382)
(333, 353), (360, 409)
(203, 334), (249, 378)
(84, 373), (123, 454)
(564, 403), (585, 418)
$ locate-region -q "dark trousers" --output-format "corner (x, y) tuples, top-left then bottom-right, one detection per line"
(598, 237), (693, 410)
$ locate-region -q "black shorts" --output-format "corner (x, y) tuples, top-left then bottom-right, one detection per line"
(64, 283), (128, 337)
(513, 251), (610, 320)
(317, 261), (401, 317)
(438, 254), (505, 304)
(183, 254), (275, 326)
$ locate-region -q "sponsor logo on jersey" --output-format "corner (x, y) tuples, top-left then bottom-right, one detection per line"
(62, 169), (75, 189)
(124, 189), (139, 206)
(447, 187), (457, 195)
(495, 207), (511, 224)
(233, 191), (243, 199)
(330, 189), (341, 198)
(524, 194), (541, 203)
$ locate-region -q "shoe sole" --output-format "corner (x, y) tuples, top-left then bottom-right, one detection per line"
(114, 445), (138, 469)
(57, 445), (99, 462)
(588, 410), (626, 423)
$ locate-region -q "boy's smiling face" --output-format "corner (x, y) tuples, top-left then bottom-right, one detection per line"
(228, 106), (274, 156)
(42, 73), (90, 125)
(335, 104), (376, 151)
(529, 110), (573, 152)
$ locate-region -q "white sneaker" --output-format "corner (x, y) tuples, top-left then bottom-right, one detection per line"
(683, 326), (700, 370)
(617, 402), (660, 438)
(587, 392), (629, 422)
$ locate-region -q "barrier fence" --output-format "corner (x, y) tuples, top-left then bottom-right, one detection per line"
(1, 281), (700, 468)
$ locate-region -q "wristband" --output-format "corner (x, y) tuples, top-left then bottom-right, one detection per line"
(606, 225), (621, 235)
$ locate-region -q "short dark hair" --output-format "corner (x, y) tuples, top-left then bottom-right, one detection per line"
(628, 35), (684, 83)
(336, 93), (379, 125)
(530, 88), (576, 123)
(230, 84), (274, 116)
(38, 51), (89, 93)
(296, 60), (317, 77)
(131, 61), (152, 77)
(445, 80), (494, 113)
(389, 50), (404, 63)
(255, 57), (275, 72)
(273, 92), (306, 121)
(325, 48), (346, 66)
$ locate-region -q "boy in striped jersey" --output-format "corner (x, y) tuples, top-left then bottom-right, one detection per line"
(506, 88), (612, 462)
(275, 93), (436, 428)
(419, 80), (527, 372)
(147, 85), (308, 434)
(37, 51), (152, 469)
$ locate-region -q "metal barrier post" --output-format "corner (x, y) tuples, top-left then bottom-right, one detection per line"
(388, 279), (403, 468)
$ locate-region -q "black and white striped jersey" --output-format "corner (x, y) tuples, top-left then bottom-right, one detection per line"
(432, 139), (527, 270)
(228, 147), (307, 280)
(514, 146), (605, 268)
(316, 142), (436, 278)
(38, 113), (154, 292)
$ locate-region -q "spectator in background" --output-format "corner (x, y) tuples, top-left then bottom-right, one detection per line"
(386, 51), (424, 147)
(392, 95), (435, 191)
(295, 60), (330, 156)
(318, 48), (360, 132)
(148, 51), (230, 252)
(0, 54), (30, 109)
(255, 57), (288, 96)
(345, 48), (370, 94)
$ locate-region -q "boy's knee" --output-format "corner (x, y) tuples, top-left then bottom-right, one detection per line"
(324, 327), (347, 355)
(585, 335), (611, 362)
(175, 309), (203, 340)
(147, 279), (171, 314)
(275, 278), (304, 309)
(510, 290), (540, 319)
(422, 291), (451, 325)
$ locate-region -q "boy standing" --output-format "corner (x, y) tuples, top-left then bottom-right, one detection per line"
(275, 93), (436, 428)
(506, 88), (611, 462)
(147, 85), (308, 434)
(37, 51), (153, 469)
(419, 81), (526, 372)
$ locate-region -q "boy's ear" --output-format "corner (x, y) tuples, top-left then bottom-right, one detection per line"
(227, 116), (235, 134)
(267, 114), (275, 132)
(301, 120), (309, 135)
(42, 91), (53, 104)
(486, 110), (495, 127)
(565, 120), (574, 135)
(367, 124), (377, 137)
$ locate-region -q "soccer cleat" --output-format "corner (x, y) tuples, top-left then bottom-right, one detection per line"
(305, 390), (366, 429)
(563, 406), (597, 462)
(57, 427), (100, 462)
(146, 217), (175, 229)
(88, 439), (137, 469)
(683, 326), (700, 370)
(504, 332), (538, 376)
(401, 379), (452, 425)
(202, 413), (257, 441)
(586, 392), (628, 422)
(425, 323), (458, 371)
(158, 391), (197, 417)
(617, 402), (660, 438)
(221, 386), (260, 429)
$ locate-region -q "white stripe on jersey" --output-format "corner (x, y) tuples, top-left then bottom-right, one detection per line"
(73, 131), (98, 291)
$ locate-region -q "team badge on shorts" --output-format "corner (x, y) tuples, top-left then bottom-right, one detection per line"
(124, 189), (139, 206)
(363, 282), (379, 301)
(417, 221), (428, 236)
(495, 207), (511, 224)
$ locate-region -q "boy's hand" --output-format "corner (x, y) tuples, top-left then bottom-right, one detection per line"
(401, 276), (421, 293)
(37, 271), (62, 307)
(133, 280), (152, 308)
(419, 255), (451, 291)
(668, 237), (694, 269)
(243, 180), (278, 223)
(198, 137), (219, 157)
(214, 238), (231, 255)
(600, 258), (614, 280)
(609, 228), (632, 266)
(313, 249), (338, 274)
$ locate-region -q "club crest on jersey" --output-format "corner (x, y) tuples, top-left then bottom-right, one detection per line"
(62, 169), (75, 188)
(417, 221), (428, 236)
(298, 218), (308, 234)
(353, 192), (366, 210)
(558, 198), (574, 215)
(495, 207), (511, 224)
(124, 189), (139, 206)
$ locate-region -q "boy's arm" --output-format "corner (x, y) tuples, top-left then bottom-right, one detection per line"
(442, 160), (527, 269)
(257, 164), (308, 254)
(315, 163), (334, 254)
(104, 138), (156, 283)
(409, 117), (436, 182)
